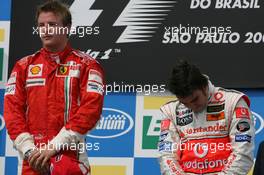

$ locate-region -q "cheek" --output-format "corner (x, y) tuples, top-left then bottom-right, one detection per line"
(193, 97), (206, 108)
(47, 27), (56, 34)
(199, 96), (208, 106)
(54, 31), (67, 38)
(39, 27), (46, 36)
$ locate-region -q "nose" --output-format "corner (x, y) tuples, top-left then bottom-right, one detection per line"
(39, 24), (49, 36)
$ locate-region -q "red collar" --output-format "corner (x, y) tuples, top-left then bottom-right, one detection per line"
(41, 44), (72, 63)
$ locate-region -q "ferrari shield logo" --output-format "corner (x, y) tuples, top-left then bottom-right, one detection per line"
(57, 65), (69, 76)
(56, 64), (80, 78)
(59, 66), (68, 75)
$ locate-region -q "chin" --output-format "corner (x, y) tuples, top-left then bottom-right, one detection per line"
(42, 39), (53, 44)
(193, 109), (201, 113)
(42, 41), (56, 48)
(193, 106), (205, 113)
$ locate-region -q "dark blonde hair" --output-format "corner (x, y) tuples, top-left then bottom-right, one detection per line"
(35, 0), (72, 26)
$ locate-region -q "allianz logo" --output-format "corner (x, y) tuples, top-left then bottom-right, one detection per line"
(88, 108), (134, 139)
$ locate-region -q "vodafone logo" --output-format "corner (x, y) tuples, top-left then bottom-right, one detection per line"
(194, 143), (208, 158)
(241, 108), (247, 115)
(214, 92), (223, 101)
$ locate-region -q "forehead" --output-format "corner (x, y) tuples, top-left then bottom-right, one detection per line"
(38, 11), (62, 22)
(178, 89), (202, 103)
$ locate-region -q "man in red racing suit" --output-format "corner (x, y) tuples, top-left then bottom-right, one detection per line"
(4, 1), (104, 175)
(4, 44), (104, 175)
(158, 60), (254, 175)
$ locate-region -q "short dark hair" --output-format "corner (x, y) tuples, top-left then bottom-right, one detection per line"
(168, 60), (208, 97)
(35, 0), (72, 26)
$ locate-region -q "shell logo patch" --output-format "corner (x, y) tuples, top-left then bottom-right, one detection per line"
(28, 64), (43, 77)
(30, 66), (41, 75)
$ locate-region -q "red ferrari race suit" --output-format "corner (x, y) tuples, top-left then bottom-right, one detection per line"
(158, 81), (255, 175)
(4, 44), (105, 175)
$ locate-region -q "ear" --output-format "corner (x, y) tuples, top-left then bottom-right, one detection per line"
(202, 85), (208, 96)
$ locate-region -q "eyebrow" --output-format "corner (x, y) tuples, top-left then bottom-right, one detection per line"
(38, 21), (58, 24)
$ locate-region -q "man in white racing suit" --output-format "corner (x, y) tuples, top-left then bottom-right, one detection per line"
(158, 60), (254, 175)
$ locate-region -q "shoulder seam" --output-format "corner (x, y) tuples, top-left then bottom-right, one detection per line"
(161, 99), (178, 108)
(72, 50), (99, 65)
(17, 51), (40, 65)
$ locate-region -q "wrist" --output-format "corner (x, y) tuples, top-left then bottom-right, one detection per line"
(24, 149), (34, 160)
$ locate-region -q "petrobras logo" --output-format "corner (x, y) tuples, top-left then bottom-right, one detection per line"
(88, 108), (134, 139)
(0, 114), (5, 131)
(252, 111), (264, 135)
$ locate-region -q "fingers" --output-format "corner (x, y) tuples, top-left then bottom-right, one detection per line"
(28, 149), (39, 162)
(28, 149), (48, 171)
(37, 150), (54, 170)
(35, 153), (46, 169)
(29, 147), (56, 173)
(28, 149), (41, 169)
(41, 156), (50, 169)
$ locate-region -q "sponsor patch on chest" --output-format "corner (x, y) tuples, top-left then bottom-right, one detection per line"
(28, 64), (43, 77)
(56, 64), (80, 78)
(26, 78), (46, 87)
(207, 111), (225, 121)
(207, 104), (225, 113)
(176, 114), (193, 126)
(206, 104), (225, 121)
(176, 109), (193, 126)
